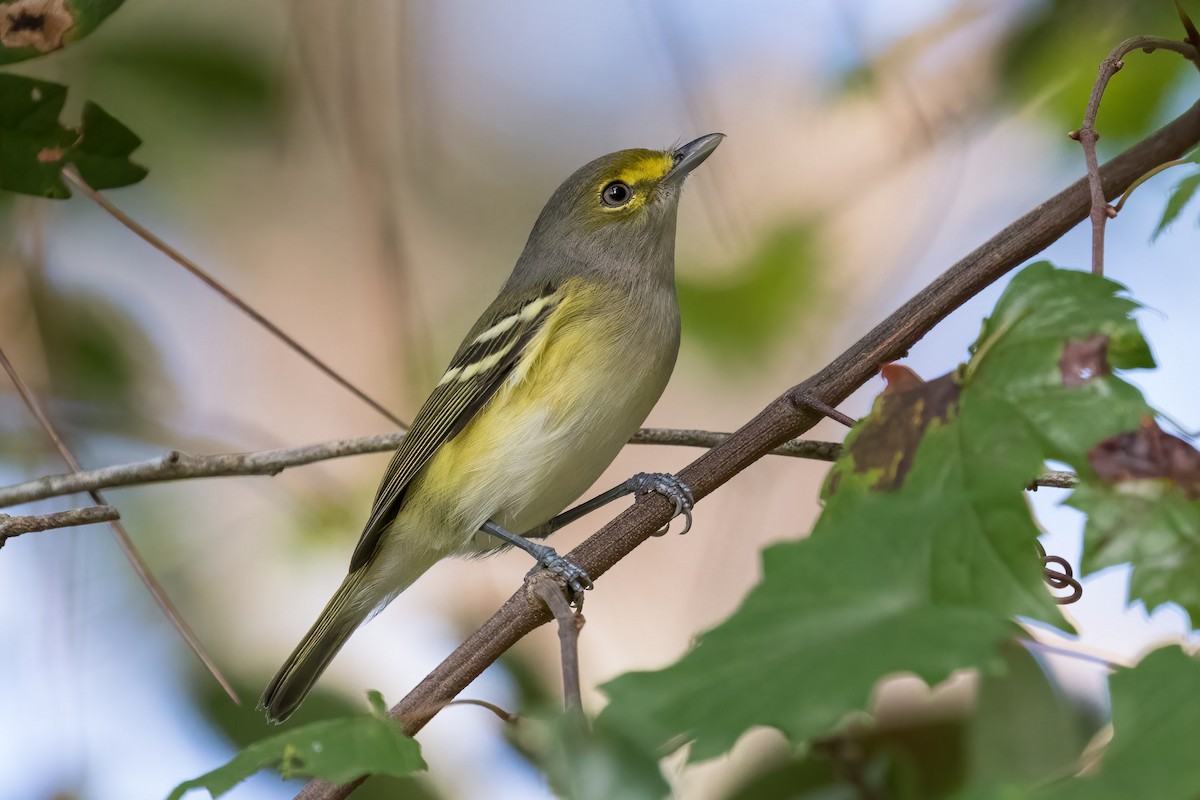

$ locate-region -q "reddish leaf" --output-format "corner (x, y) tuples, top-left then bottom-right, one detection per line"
(1088, 419), (1200, 499)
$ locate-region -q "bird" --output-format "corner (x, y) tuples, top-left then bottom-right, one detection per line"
(260, 133), (724, 723)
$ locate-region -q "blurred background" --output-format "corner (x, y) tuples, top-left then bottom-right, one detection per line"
(1, 0), (1198, 797)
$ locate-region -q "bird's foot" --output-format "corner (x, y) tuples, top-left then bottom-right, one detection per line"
(525, 543), (593, 603)
(629, 472), (695, 536)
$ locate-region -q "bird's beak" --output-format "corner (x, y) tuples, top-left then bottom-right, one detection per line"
(667, 133), (725, 181)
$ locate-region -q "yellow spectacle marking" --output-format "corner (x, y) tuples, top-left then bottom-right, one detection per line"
(613, 152), (674, 187)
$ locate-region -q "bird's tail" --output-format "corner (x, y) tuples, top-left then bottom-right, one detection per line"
(260, 568), (382, 723)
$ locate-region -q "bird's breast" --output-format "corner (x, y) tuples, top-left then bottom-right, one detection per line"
(411, 280), (680, 552)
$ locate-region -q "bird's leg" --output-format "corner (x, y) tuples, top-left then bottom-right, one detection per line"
(480, 520), (594, 598)
(532, 472), (695, 538)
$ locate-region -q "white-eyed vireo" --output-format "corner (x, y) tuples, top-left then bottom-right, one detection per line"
(261, 133), (724, 722)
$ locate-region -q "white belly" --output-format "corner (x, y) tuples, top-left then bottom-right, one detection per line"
(459, 353), (672, 553)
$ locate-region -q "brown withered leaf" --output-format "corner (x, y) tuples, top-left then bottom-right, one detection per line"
(1059, 334), (1111, 387)
(879, 363), (926, 392)
(1088, 418), (1200, 499)
(850, 371), (960, 491)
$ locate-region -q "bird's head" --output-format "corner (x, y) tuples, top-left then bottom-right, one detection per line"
(517, 133), (724, 287)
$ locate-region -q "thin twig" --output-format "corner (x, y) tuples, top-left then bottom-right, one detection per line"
(1112, 158), (1192, 213)
(630, 427), (842, 459)
(0, 506), (120, 545)
(1029, 470), (1078, 490)
(61, 169), (407, 431)
(0, 428), (1076, 511)
(532, 579), (585, 714)
(0, 429), (834, 508)
(0, 346), (240, 704)
(293, 93), (1200, 800)
(442, 698), (520, 724)
(0, 433), (407, 508)
(1072, 35), (1200, 275)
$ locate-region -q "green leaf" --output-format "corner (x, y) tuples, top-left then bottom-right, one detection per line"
(0, 72), (73, 197)
(71, 101), (148, 188)
(964, 263), (1153, 471)
(0, 0), (127, 64)
(1075, 483), (1200, 616)
(188, 672), (442, 800)
(962, 645), (1093, 795)
(1030, 647), (1200, 800)
(600, 263), (1151, 763)
(166, 696), (425, 800)
(0, 73), (147, 197)
(1069, 421), (1200, 619)
(1153, 171), (1200, 240)
(1000, 1), (1191, 147)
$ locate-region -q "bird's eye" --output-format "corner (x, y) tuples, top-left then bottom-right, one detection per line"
(601, 181), (632, 207)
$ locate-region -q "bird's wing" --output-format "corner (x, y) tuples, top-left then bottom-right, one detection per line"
(348, 281), (563, 571)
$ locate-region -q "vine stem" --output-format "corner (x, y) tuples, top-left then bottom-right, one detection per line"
(1072, 34), (1200, 275)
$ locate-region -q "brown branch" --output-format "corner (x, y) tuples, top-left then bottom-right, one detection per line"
(61, 169), (408, 431)
(533, 578), (586, 714)
(0, 505), (120, 544)
(292, 94), (1200, 800)
(1071, 35), (1200, 275)
(0, 346), (240, 704)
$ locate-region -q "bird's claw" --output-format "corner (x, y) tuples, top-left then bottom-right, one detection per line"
(527, 547), (593, 603)
(630, 472), (695, 536)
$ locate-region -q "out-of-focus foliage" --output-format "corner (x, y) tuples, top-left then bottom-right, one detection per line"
(1001, 0), (1197, 147)
(0, 0), (125, 64)
(958, 645), (1096, 797)
(67, 33), (281, 141)
(503, 651), (670, 800)
(958, 647), (1200, 799)
(169, 690), (424, 800)
(1026, 647), (1200, 800)
(677, 225), (820, 366)
(720, 646), (1094, 800)
(600, 263), (1151, 764)
(0, 72), (146, 197)
(507, 714), (670, 800)
(1153, 149), (1200, 238)
(26, 277), (165, 428)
